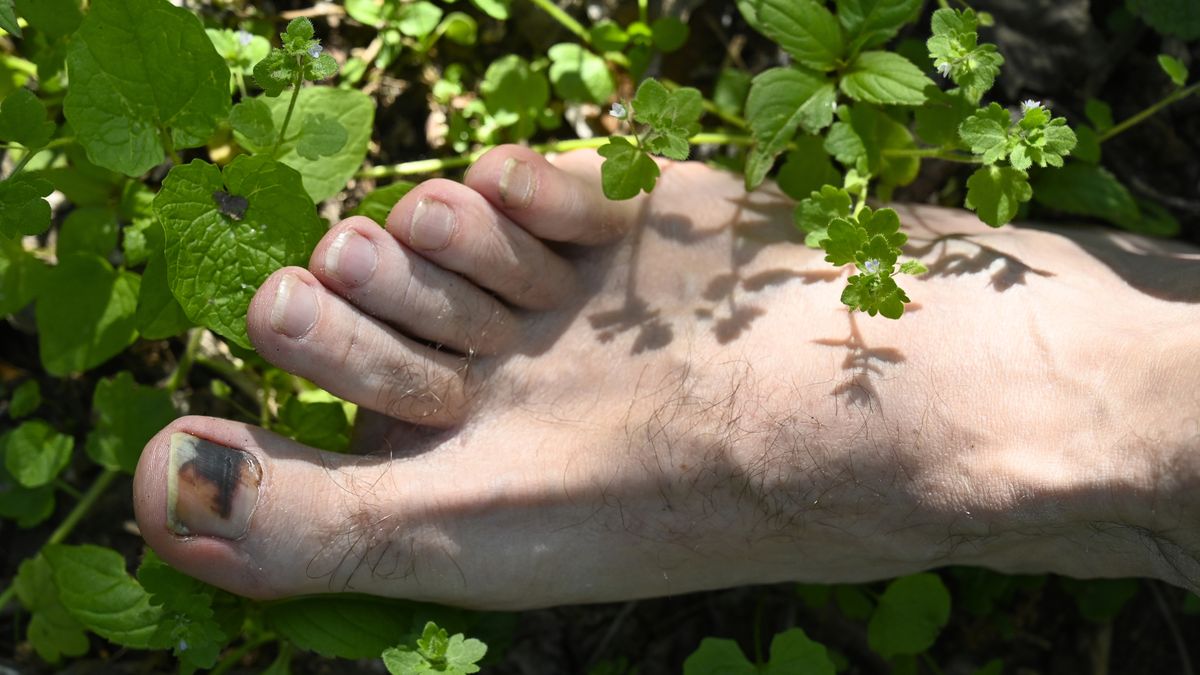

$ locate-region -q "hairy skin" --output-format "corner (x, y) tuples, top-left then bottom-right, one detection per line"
(135, 147), (1200, 609)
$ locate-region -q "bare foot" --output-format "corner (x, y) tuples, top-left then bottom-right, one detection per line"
(134, 146), (1200, 609)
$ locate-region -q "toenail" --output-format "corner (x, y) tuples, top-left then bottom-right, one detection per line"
(409, 198), (456, 252)
(499, 157), (535, 208)
(270, 274), (319, 339)
(167, 432), (262, 540)
(325, 230), (377, 287)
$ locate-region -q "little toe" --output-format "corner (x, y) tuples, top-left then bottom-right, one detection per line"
(387, 179), (577, 310)
(247, 267), (469, 427)
(311, 216), (517, 355)
(464, 145), (642, 245)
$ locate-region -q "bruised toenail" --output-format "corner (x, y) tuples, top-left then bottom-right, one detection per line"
(410, 198), (456, 251)
(166, 432), (262, 540)
(325, 230), (377, 287)
(498, 157), (535, 208)
(270, 274), (319, 339)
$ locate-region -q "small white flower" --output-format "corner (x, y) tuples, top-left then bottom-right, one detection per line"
(178, 639), (189, 652)
(936, 62), (952, 78)
(307, 44), (324, 59)
(1021, 99), (1041, 112)
(863, 258), (882, 275)
(236, 29), (253, 46)
(610, 102), (627, 120)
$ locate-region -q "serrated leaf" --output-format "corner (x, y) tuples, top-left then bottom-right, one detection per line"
(683, 638), (756, 675)
(238, 87), (373, 202)
(43, 544), (167, 649)
(926, 8), (1003, 103)
(753, 0), (843, 71)
(0, 238), (46, 315)
(632, 79), (702, 160)
(351, 181), (415, 225)
(764, 628), (835, 675)
(230, 98), (275, 149)
(776, 136), (840, 202)
(137, 550), (231, 669)
(36, 253), (140, 376)
(9, 379), (41, 418)
(744, 67), (833, 188)
(265, 595), (416, 659)
(965, 164), (1031, 227)
(598, 136), (659, 200)
(840, 51), (931, 106)
(0, 174), (53, 239)
(868, 573), (951, 657)
(0, 0), (21, 37)
(841, 272), (909, 318)
(252, 48), (297, 97)
(154, 156), (324, 348)
(836, 0), (921, 50)
(64, 0), (231, 176)
(85, 371), (177, 473)
(959, 102), (1010, 163)
(0, 88), (55, 148)
(13, 554), (90, 664)
(2, 419), (73, 487)
(794, 184), (852, 247)
(548, 43), (614, 104)
(296, 113), (348, 160)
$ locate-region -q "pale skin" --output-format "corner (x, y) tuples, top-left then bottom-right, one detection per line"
(133, 145), (1200, 610)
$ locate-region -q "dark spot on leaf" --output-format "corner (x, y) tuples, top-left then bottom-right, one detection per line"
(212, 190), (249, 221)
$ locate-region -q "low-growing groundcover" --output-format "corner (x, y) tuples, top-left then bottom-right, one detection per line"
(2, 0), (1199, 672)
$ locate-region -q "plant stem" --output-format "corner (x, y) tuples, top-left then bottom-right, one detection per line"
(358, 132), (755, 179)
(158, 127), (181, 166)
(638, 0), (648, 24)
(1099, 82), (1200, 144)
(272, 68), (305, 156)
(209, 632), (278, 675)
(882, 147), (982, 163)
(525, 0), (590, 43)
(54, 478), (84, 500)
(164, 328), (203, 393)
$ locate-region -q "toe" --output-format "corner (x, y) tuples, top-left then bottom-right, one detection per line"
(387, 179), (577, 310)
(310, 216), (517, 355)
(247, 267), (469, 427)
(465, 145), (643, 245)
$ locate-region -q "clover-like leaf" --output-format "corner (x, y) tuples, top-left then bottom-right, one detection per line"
(154, 156), (324, 348)
(926, 8), (1003, 103)
(0, 174), (54, 239)
(3, 419), (73, 488)
(753, 0), (844, 71)
(840, 51), (931, 106)
(965, 164), (1031, 227)
(13, 554), (90, 664)
(841, 271), (909, 319)
(598, 136), (659, 200)
(0, 88), (55, 148)
(958, 102), (1011, 164)
(632, 79), (703, 160)
(36, 253), (140, 376)
(795, 184), (852, 247)
(296, 113), (348, 160)
(868, 573), (952, 657)
(64, 0), (231, 176)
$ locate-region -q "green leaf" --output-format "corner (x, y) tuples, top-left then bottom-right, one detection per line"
(251, 48), (296, 97)
(2, 419), (73, 487)
(1031, 162), (1137, 227)
(764, 628), (836, 675)
(84, 371), (177, 473)
(1084, 98), (1113, 133)
(238, 87), (374, 202)
(0, 441), (55, 527)
(965, 165), (1031, 227)
(15, 0), (81, 38)
(43, 544), (166, 649)
(295, 113), (348, 160)
(1010, 107), (1076, 170)
(137, 550), (231, 669)
(36, 253), (140, 376)
(548, 43), (615, 104)
(651, 16), (689, 52)
(13, 554), (90, 663)
(840, 51), (931, 106)
(926, 8), (1003, 103)
(827, 103), (919, 190)
(1127, 0), (1200, 40)
(0, 0), (21, 37)
(898, 259), (927, 275)
(794, 184), (852, 247)
(0, 87), (55, 148)
(914, 88), (975, 146)
(64, 0), (231, 176)
(1157, 54), (1188, 86)
(841, 271), (909, 319)
(0, 237), (46, 315)
(590, 19), (628, 51)
(1061, 578), (1139, 623)
(632, 79), (703, 160)
(868, 573), (951, 657)
(8, 379), (41, 418)
(351, 181), (415, 225)
(135, 249), (194, 339)
(479, 55), (550, 141)
(0, 174), (53, 239)
(206, 28), (271, 87)
(744, 66), (834, 188)
(278, 396), (350, 453)
(598, 136), (659, 200)
(777, 137), (841, 202)
(230, 98), (276, 149)
(437, 12), (477, 46)
(753, 0), (843, 71)
(58, 207), (119, 258)
(836, 0), (921, 50)
(684, 638), (755, 675)
(154, 156), (324, 348)
(383, 621), (488, 675)
(283, 16), (315, 48)
(265, 595), (417, 659)
(958, 102), (1010, 163)
(397, 1), (442, 37)
(469, 0), (510, 20)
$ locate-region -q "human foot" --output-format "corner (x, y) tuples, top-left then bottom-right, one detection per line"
(135, 146), (1200, 608)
